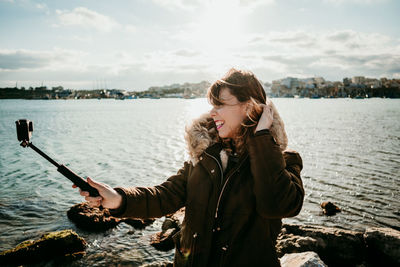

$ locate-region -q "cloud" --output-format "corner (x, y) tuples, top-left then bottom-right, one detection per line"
(0, 50), (49, 70)
(327, 30), (353, 41)
(0, 48), (86, 71)
(151, 0), (197, 10)
(173, 49), (201, 57)
(35, 2), (49, 14)
(151, 0), (274, 11)
(323, 0), (388, 4)
(142, 49), (207, 73)
(1, 28), (398, 89)
(124, 24), (136, 33)
(55, 7), (119, 32)
(241, 29), (400, 80)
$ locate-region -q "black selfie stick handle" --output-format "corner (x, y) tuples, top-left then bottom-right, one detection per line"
(28, 142), (100, 197)
(57, 165), (100, 197)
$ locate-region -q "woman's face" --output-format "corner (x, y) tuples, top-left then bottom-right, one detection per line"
(210, 87), (247, 139)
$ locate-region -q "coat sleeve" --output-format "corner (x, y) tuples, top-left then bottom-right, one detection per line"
(109, 161), (191, 218)
(247, 131), (304, 219)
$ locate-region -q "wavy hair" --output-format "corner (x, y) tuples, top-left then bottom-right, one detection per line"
(207, 68), (288, 155)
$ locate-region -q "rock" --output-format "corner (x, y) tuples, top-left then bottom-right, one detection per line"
(67, 202), (120, 231)
(150, 208), (185, 251)
(364, 227), (400, 266)
(121, 218), (155, 229)
(278, 224), (366, 266)
(162, 217), (179, 232)
(150, 228), (179, 251)
(276, 234), (320, 255)
(141, 261), (173, 267)
(166, 207), (185, 229)
(320, 201), (341, 216)
(67, 202), (155, 231)
(0, 230), (86, 265)
(280, 251), (327, 267)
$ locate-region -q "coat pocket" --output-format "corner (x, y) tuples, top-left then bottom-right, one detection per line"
(173, 230), (189, 266)
(172, 230), (199, 267)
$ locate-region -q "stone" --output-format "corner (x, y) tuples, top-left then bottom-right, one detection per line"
(364, 227), (400, 266)
(67, 202), (155, 231)
(0, 230), (86, 265)
(320, 201), (341, 216)
(278, 224), (366, 266)
(67, 202), (120, 231)
(150, 228), (178, 251)
(276, 234), (320, 255)
(141, 261), (173, 267)
(165, 207), (185, 230)
(162, 218), (179, 232)
(280, 251), (327, 267)
(150, 208), (185, 251)
(121, 218), (155, 229)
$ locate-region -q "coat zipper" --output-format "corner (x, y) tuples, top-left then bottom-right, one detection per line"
(204, 151), (224, 187)
(204, 151), (248, 219)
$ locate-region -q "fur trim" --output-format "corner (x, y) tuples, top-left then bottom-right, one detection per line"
(268, 101), (288, 151)
(184, 113), (217, 166)
(185, 102), (288, 166)
(220, 150), (229, 171)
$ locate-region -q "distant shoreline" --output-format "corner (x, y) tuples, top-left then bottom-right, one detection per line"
(1, 85), (400, 99)
(1, 96), (400, 100)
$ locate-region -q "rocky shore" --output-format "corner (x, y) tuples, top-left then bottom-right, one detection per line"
(67, 204), (400, 266)
(148, 210), (400, 267)
(0, 230), (86, 266)
(1, 203), (399, 266)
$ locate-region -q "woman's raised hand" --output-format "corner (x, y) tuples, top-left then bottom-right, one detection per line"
(254, 100), (274, 133)
(72, 177), (122, 209)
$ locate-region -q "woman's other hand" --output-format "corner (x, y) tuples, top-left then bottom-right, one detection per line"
(254, 100), (274, 133)
(72, 177), (122, 209)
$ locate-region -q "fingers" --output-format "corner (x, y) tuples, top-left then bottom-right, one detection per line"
(85, 196), (103, 207)
(80, 189), (89, 197)
(87, 177), (105, 190)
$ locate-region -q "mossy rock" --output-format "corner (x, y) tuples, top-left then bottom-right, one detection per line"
(0, 229), (86, 265)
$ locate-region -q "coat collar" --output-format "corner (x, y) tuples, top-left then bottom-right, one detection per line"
(184, 113), (220, 167)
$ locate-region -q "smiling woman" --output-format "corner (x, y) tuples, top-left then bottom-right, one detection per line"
(75, 68), (304, 266)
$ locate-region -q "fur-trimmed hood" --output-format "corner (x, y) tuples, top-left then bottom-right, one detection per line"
(184, 101), (288, 168)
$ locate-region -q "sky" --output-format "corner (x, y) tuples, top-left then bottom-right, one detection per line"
(0, 0), (399, 91)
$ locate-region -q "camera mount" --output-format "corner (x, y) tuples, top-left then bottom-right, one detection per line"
(15, 119), (99, 197)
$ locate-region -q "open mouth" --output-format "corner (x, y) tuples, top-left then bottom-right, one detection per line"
(215, 120), (224, 130)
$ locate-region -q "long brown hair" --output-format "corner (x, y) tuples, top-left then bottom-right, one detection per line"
(207, 68), (267, 155)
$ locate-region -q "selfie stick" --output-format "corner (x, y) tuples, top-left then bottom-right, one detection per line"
(18, 140), (100, 197)
(21, 141), (99, 197)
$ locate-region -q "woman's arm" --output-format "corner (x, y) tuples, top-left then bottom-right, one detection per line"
(76, 161), (191, 219)
(247, 131), (304, 219)
(112, 161), (190, 218)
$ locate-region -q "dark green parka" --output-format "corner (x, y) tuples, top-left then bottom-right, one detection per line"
(112, 114), (304, 267)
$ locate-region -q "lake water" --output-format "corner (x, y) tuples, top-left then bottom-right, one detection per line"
(0, 98), (399, 266)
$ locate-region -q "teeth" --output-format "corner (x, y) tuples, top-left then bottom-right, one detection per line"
(215, 121), (224, 129)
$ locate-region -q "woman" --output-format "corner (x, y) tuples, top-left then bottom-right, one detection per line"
(76, 68), (304, 266)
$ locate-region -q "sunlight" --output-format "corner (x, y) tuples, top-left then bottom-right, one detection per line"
(192, 0), (247, 55)
(185, 98), (210, 122)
